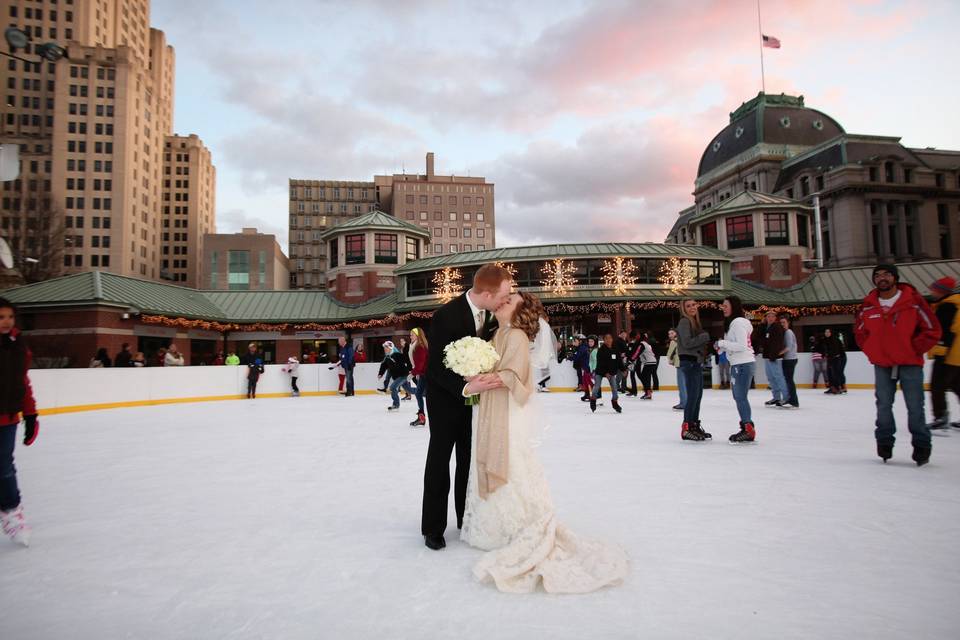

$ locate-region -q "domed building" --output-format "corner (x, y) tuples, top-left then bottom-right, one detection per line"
(668, 92), (960, 287)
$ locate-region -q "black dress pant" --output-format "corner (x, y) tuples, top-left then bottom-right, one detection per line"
(421, 399), (472, 536)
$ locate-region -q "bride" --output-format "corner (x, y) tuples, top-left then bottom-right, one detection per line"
(460, 291), (629, 593)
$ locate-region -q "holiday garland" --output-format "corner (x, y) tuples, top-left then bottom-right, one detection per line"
(141, 300), (861, 334)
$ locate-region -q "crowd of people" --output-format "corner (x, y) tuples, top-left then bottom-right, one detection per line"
(558, 265), (958, 461)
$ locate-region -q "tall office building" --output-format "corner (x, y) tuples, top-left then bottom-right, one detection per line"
(287, 180), (377, 289)
(0, 0), (216, 285)
(162, 134), (215, 286)
(288, 152), (495, 290)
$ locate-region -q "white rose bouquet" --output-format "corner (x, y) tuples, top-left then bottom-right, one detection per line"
(443, 336), (500, 405)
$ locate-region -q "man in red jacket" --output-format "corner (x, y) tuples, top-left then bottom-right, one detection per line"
(855, 264), (940, 466)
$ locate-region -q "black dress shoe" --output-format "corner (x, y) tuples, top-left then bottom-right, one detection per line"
(424, 534), (446, 550)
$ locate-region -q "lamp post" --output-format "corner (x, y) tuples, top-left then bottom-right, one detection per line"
(4, 27), (66, 63)
(2, 28), (67, 183)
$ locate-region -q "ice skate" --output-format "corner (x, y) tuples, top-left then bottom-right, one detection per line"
(1, 506), (30, 547)
(729, 421), (756, 443)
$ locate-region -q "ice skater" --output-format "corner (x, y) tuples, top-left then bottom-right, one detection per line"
(408, 328), (429, 427)
(677, 299), (711, 441)
(716, 296), (757, 443)
(589, 334), (623, 414)
(379, 341), (413, 412)
(282, 356), (300, 397)
(240, 342), (264, 399)
(0, 297), (39, 546)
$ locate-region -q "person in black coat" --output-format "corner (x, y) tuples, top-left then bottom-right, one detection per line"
(114, 343), (133, 367)
(239, 342), (264, 399)
(590, 333), (623, 414)
(421, 264), (513, 551)
(615, 331), (629, 392)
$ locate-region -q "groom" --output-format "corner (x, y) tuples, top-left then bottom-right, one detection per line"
(421, 263), (514, 550)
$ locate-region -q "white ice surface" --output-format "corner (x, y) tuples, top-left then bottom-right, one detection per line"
(2, 389), (959, 640)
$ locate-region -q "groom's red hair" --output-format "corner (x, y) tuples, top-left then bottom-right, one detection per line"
(473, 264), (513, 293)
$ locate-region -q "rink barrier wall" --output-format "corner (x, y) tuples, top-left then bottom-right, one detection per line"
(29, 353), (933, 416)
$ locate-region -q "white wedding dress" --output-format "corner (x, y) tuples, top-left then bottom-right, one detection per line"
(460, 331), (629, 594)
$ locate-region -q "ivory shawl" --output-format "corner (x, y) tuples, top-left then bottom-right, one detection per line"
(476, 327), (533, 500)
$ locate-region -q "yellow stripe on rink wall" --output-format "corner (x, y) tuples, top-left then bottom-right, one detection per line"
(37, 390), (379, 416)
(36, 385), (931, 416)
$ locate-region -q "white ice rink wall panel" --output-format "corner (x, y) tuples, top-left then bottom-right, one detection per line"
(27, 354), (932, 413)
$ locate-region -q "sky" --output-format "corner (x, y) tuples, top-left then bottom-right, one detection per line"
(150, 0), (960, 252)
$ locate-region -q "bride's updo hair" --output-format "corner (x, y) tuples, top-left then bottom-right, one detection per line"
(512, 291), (547, 341)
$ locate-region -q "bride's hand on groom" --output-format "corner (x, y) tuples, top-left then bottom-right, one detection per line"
(465, 373), (504, 394)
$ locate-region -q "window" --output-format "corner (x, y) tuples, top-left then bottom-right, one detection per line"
(405, 211), (414, 220)
(405, 195), (414, 204)
(797, 214), (809, 247)
(725, 215), (754, 249)
(463, 228), (471, 238)
(227, 250), (250, 290)
(449, 244), (458, 253)
(477, 213), (484, 222)
(419, 211), (428, 221)
(700, 221), (718, 248)
(329, 238), (338, 268)
(434, 244), (443, 254)
(345, 234), (365, 265)
(433, 228), (443, 237)
(405, 237), (420, 262)
(374, 233), (398, 264)
(449, 228), (458, 238)
(449, 212), (457, 221)
(419, 195), (428, 204)
(477, 229), (485, 238)
(884, 162), (895, 182)
(764, 213), (789, 245)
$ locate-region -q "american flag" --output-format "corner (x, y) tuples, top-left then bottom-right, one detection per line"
(762, 34), (781, 49)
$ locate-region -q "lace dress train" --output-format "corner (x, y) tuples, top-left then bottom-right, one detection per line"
(460, 391), (629, 594)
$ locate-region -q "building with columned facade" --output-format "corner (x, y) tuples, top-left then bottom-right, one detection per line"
(667, 93), (960, 287)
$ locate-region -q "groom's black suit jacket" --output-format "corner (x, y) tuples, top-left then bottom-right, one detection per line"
(425, 292), (499, 411)
(421, 292), (499, 536)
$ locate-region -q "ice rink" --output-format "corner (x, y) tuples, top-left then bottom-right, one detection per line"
(3, 388), (959, 640)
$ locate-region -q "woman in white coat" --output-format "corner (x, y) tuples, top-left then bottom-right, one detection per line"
(715, 296), (757, 443)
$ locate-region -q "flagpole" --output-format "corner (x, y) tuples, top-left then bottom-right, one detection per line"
(757, 0), (766, 94)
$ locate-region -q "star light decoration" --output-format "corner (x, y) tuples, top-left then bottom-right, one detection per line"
(600, 256), (638, 295)
(658, 256), (694, 294)
(494, 261), (519, 291)
(494, 261), (518, 280)
(432, 267), (463, 303)
(540, 258), (578, 295)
